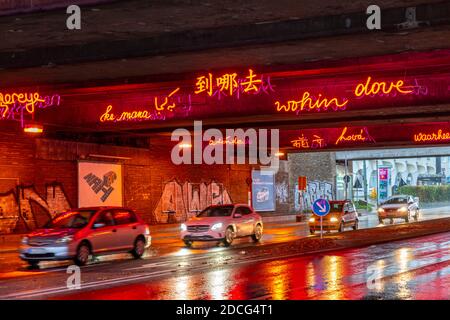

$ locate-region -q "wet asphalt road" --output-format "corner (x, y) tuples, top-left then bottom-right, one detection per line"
(0, 209), (448, 300)
(41, 232), (450, 300)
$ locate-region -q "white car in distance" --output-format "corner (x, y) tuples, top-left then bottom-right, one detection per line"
(180, 204), (263, 247)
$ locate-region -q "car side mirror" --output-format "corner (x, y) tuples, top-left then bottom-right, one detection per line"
(93, 222), (105, 229)
(234, 213), (242, 219)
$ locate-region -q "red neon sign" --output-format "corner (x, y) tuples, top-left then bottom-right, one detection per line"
(291, 134), (326, 149)
(209, 136), (248, 146)
(99, 88), (182, 123)
(335, 127), (376, 145)
(354, 76), (413, 97)
(275, 92), (348, 114)
(414, 129), (450, 142)
(194, 69), (274, 98)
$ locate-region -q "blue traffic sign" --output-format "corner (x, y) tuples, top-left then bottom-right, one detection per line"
(312, 199), (330, 217)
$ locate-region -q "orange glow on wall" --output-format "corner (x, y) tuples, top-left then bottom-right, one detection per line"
(335, 127), (375, 145)
(354, 76), (413, 97)
(275, 92), (348, 113)
(0, 92), (45, 117)
(414, 129), (450, 142)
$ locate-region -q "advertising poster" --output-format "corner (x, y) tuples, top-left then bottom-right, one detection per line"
(252, 170), (275, 212)
(78, 161), (123, 207)
(378, 167), (389, 203)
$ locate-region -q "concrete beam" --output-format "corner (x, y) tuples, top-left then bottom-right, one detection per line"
(1, 1), (449, 70)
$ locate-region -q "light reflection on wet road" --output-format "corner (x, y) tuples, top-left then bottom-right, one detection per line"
(54, 232), (450, 300)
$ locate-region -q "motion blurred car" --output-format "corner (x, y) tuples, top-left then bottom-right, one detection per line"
(308, 200), (359, 234)
(377, 195), (419, 224)
(20, 207), (151, 268)
(181, 204), (263, 247)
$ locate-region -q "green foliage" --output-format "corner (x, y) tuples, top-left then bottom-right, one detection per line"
(397, 185), (450, 203)
(354, 200), (373, 211)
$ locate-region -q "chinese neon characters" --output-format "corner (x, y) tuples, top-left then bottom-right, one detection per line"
(195, 69), (274, 98)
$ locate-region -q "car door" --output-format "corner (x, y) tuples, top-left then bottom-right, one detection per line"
(240, 206), (256, 236)
(232, 207), (246, 237)
(112, 209), (139, 250)
(88, 210), (120, 253)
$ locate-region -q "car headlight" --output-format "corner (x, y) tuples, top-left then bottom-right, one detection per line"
(330, 217), (338, 223)
(180, 224), (187, 232)
(21, 236), (29, 245)
(398, 207), (408, 213)
(377, 208), (385, 213)
(55, 235), (74, 243)
(211, 223), (223, 230)
(309, 217), (315, 223)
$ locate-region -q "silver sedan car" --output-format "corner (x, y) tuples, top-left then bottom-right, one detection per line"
(20, 207), (151, 268)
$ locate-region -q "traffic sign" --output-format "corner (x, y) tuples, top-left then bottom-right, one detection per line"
(312, 199), (330, 217)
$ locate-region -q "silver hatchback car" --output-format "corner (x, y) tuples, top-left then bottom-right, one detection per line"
(20, 207), (151, 268)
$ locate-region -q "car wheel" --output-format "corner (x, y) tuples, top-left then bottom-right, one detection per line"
(27, 260), (40, 269)
(132, 237), (146, 259)
(74, 243), (91, 266)
(184, 240), (193, 248)
(339, 222), (345, 232)
(251, 224), (263, 242)
(353, 220), (358, 230)
(223, 227), (235, 247)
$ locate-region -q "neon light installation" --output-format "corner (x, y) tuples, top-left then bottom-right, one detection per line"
(99, 88), (186, 123)
(209, 136), (248, 146)
(195, 69), (274, 99)
(291, 134), (326, 149)
(335, 127), (376, 145)
(414, 129), (450, 142)
(0, 92), (60, 120)
(275, 92), (348, 114)
(354, 76), (413, 97)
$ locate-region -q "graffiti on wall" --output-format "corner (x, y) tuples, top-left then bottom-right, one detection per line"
(294, 180), (334, 212)
(275, 171), (289, 214)
(153, 180), (232, 223)
(0, 183), (71, 234)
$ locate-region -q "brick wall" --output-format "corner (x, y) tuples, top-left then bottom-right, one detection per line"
(0, 132), (255, 232)
(288, 152), (336, 213)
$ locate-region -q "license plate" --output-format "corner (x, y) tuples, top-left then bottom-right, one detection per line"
(29, 248), (46, 254)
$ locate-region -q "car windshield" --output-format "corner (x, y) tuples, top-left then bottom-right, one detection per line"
(197, 206), (234, 217)
(45, 210), (96, 229)
(384, 197), (407, 204)
(329, 203), (344, 212)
